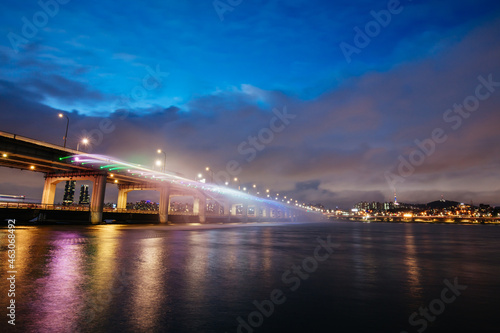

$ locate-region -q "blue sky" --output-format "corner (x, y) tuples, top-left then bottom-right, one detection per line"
(1, 0), (500, 207)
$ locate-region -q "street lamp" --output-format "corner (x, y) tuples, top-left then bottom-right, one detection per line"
(197, 173), (206, 183)
(234, 177), (240, 190)
(157, 149), (167, 172)
(205, 167), (214, 183)
(58, 113), (69, 148)
(77, 138), (89, 151)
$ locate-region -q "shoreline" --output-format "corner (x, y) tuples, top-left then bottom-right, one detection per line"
(330, 216), (500, 225)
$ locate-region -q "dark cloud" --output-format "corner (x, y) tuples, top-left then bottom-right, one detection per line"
(22, 74), (105, 104)
(1, 18), (500, 208)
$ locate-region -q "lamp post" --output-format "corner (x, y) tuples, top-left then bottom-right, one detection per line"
(58, 113), (69, 148)
(157, 149), (167, 173)
(234, 177), (240, 190)
(197, 173), (206, 183)
(205, 167), (214, 183)
(77, 138), (89, 151)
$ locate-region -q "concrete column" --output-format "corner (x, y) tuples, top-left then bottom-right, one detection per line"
(117, 187), (130, 210)
(222, 201), (231, 223)
(41, 178), (58, 205)
(214, 201), (220, 216)
(262, 206), (269, 218)
(193, 195), (207, 223)
(222, 201), (230, 216)
(159, 186), (170, 223)
(231, 203), (238, 216)
(90, 174), (107, 224)
(242, 203), (248, 222)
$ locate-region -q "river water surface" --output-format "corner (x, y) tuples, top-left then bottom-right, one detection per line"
(1, 221), (499, 332)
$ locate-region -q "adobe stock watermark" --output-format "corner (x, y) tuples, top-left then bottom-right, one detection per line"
(211, 106), (296, 186)
(231, 235), (338, 333)
(385, 73), (500, 190)
(81, 64), (169, 152)
(7, 0), (72, 53)
(339, 0), (409, 64)
(400, 277), (467, 333)
(213, 0), (243, 21)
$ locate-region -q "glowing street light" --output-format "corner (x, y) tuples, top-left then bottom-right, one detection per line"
(58, 113), (70, 148)
(205, 166), (214, 183)
(157, 149), (167, 172)
(77, 137), (89, 151)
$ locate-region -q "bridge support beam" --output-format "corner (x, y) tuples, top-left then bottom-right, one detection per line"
(262, 206), (270, 219)
(193, 195), (207, 223)
(90, 174), (107, 224)
(42, 178), (59, 205)
(223, 201), (231, 222)
(117, 187), (133, 210)
(242, 203), (248, 222)
(159, 186), (170, 223)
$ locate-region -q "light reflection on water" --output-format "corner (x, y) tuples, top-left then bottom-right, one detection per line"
(404, 224), (422, 299)
(1, 222), (499, 332)
(31, 234), (84, 332)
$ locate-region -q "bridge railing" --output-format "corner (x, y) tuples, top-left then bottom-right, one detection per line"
(0, 202), (90, 211)
(103, 208), (158, 214)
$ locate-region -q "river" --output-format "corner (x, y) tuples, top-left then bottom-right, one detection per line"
(1, 221), (499, 332)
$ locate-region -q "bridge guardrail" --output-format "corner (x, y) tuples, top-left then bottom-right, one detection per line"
(0, 202), (90, 211)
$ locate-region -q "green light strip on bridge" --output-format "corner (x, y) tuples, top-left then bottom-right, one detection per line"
(109, 167), (128, 171)
(59, 156), (73, 160)
(100, 164), (121, 169)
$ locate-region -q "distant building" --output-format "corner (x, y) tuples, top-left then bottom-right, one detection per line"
(63, 180), (76, 205)
(79, 185), (90, 204)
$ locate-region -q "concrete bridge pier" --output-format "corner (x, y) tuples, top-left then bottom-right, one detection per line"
(117, 186), (134, 210)
(223, 201), (231, 222)
(193, 195), (207, 223)
(90, 173), (107, 224)
(159, 186), (170, 224)
(41, 177), (59, 206)
(261, 206), (270, 219)
(242, 203), (248, 222)
(42, 171), (108, 224)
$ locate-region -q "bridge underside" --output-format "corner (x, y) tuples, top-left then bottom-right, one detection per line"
(1, 131), (312, 224)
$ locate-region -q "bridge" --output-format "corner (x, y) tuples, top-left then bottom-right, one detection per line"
(0, 131), (319, 224)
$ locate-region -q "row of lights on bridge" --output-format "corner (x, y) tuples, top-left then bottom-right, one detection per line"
(2, 153), (36, 170)
(52, 113), (315, 210)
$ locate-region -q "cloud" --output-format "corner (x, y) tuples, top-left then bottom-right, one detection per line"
(1, 14), (500, 208)
(22, 74), (106, 104)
